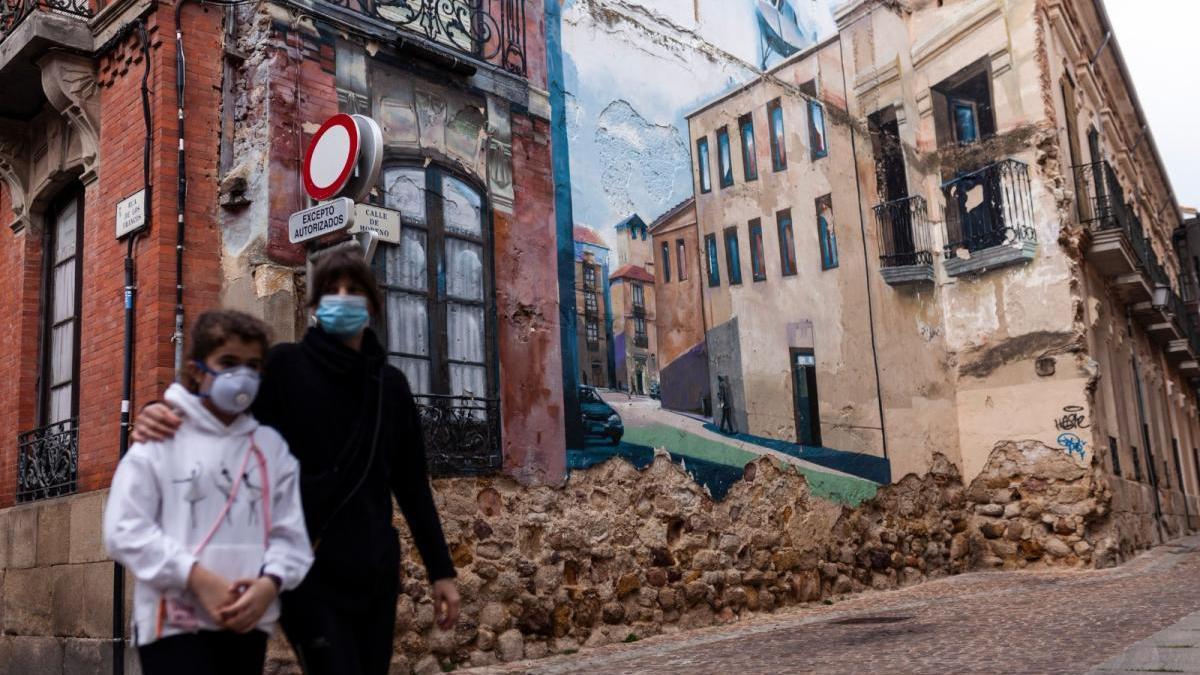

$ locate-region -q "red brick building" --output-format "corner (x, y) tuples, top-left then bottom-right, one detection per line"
(0, 0), (564, 669)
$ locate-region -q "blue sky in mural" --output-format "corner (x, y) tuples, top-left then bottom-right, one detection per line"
(560, 0), (839, 249)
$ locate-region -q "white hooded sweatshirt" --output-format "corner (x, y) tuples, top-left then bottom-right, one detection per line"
(104, 383), (313, 645)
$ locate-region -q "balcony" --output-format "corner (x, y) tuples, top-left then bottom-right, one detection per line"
(416, 394), (501, 476)
(632, 303), (645, 319)
(874, 195), (935, 285)
(633, 334), (648, 349)
(1, 0), (94, 118)
(941, 159), (1038, 277)
(17, 418), (77, 503)
(321, 0), (527, 76)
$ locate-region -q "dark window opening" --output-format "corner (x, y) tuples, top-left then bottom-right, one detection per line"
(816, 194), (838, 270)
(724, 226), (743, 285)
(661, 242), (671, 282)
(1131, 444), (1143, 482)
(717, 126), (734, 188)
(790, 349), (821, 446)
(768, 99), (787, 171)
(705, 233), (720, 286)
(749, 219), (766, 281)
(1173, 439), (1185, 494)
(676, 239), (688, 281)
(777, 208), (797, 276)
(1109, 436), (1121, 477)
(697, 137), (712, 193)
(739, 114), (758, 181)
(931, 59), (995, 153)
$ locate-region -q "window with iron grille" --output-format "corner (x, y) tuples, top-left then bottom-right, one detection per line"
(19, 190), (83, 502)
(586, 319), (599, 349)
(584, 291), (598, 314)
(375, 165), (499, 476)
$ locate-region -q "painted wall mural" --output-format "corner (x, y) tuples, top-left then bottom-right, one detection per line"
(558, 0), (885, 504)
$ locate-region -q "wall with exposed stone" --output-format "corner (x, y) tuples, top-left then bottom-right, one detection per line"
(263, 437), (1187, 673)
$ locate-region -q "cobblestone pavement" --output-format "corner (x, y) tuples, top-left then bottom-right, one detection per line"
(465, 536), (1200, 675)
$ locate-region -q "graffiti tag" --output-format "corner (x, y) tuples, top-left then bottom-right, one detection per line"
(1057, 432), (1087, 460)
(1053, 405), (1089, 431)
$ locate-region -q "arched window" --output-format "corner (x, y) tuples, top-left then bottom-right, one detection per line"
(375, 165), (494, 402)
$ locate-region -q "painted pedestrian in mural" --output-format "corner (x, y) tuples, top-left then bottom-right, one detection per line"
(104, 310), (313, 674)
(718, 376), (738, 435)
(133, 251), (461, 675)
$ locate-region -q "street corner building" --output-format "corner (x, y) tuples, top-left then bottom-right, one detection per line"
(2, 0), (1200, 672)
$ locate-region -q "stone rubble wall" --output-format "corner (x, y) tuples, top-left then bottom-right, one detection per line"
(265, 439), (1178, 674)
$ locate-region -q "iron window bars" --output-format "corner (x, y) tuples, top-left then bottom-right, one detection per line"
(329, 0), (528, 76)
(417, 394), (502, 476)
(17, 418), (78, 502)
(874, 195), (933, 268)
(942, 158), (1036, 258)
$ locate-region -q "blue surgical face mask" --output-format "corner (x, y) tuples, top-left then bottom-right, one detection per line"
(316, 294), (370, 337)
(195, 362), (261, 415)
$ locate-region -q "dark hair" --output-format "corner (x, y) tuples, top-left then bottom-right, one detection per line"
(308, 248), (384, 316)
(182, 310), (270, 391)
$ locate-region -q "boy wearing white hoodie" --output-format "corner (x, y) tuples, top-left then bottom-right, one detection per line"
(104, 310), (313, 674)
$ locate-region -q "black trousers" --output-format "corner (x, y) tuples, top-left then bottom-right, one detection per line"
(720, 407), (736, 433)
(138, 630), (267, 675)
(280, 586), (399, 675)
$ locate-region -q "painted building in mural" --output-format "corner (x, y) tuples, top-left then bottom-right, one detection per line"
(573, 225), (614, 388)
(650, 198), (711, 414)
(609, 214), (659, 394)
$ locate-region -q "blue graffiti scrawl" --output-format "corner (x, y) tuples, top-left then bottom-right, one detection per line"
(1057, 433), (1087, 460)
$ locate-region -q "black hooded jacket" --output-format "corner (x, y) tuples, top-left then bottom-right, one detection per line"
(251, 326), (455, 603)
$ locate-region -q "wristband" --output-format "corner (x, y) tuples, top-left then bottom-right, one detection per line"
(258, 567), (282, 590)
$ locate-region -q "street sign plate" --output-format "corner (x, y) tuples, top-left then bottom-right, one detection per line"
(350, 204), (400, 243)
(289, 198), (354, 244)
(115, 189), (146, 239)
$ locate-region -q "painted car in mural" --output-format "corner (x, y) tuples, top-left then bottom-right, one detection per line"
(580, 385), (623, 444)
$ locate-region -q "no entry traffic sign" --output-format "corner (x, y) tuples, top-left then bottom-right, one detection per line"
(303, 114), (359, 201)
(302, 113), (382, 203)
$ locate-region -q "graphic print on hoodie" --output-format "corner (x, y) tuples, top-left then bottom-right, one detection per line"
(103, 383), (314, 645)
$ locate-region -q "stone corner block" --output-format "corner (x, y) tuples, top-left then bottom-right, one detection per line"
(69, 490), (109, 564)
(37, 498), (72, 567)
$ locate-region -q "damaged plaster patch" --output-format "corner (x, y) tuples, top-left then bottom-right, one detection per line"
(958, 330), (1080, 379)
(595, 100), (689, 220)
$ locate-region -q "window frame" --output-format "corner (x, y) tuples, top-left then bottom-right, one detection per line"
(768, 99), (787, 172)
(39, 188), (84, 427)
(374, 163), (498, 401)
(815, 194), (838, 270)
(777, 208), (797, 276)
(676, 239), (688, 281)
(808, 100), (828, 160)
(749, 218), (766, 282)
(716, 126), (734, 188)
(661, 241), (671, 282)
(705, 233), (721, 287)
(723, 226), (743, 285)
(696, 137), (712, 194)
(586, 318), (600, 349)
(739, 113), (758, 182)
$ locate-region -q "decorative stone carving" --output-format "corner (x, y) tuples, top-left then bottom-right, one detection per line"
(485, 97), (514, 215)
(38, 52), (100, 183)
(0, 121), (31, 232)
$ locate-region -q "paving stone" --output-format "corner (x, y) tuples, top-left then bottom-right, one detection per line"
(465, 535), (1200, 675)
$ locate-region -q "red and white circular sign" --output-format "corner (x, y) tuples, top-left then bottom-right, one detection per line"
(303, 114), (360, 201)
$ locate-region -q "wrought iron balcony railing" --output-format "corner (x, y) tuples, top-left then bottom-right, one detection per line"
(1074, 160), (1128, 231)
(874, 195), (933, 268)
(331, 0), (527, 76)
(633, 334), (648, 349)
(416, 393), (501, 476)
(2, 0), (92, 43)
(17, 418), (78, 502)
(942, 158), (1037, 258)
(632, 303), (645, 318)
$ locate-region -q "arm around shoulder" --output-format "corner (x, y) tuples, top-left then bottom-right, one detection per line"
(259, 433), (313, 590)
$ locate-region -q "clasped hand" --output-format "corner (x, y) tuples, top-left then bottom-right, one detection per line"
(187, 564), (278, 633)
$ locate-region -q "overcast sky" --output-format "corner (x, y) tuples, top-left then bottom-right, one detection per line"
(1104, 0), (1200, 211)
